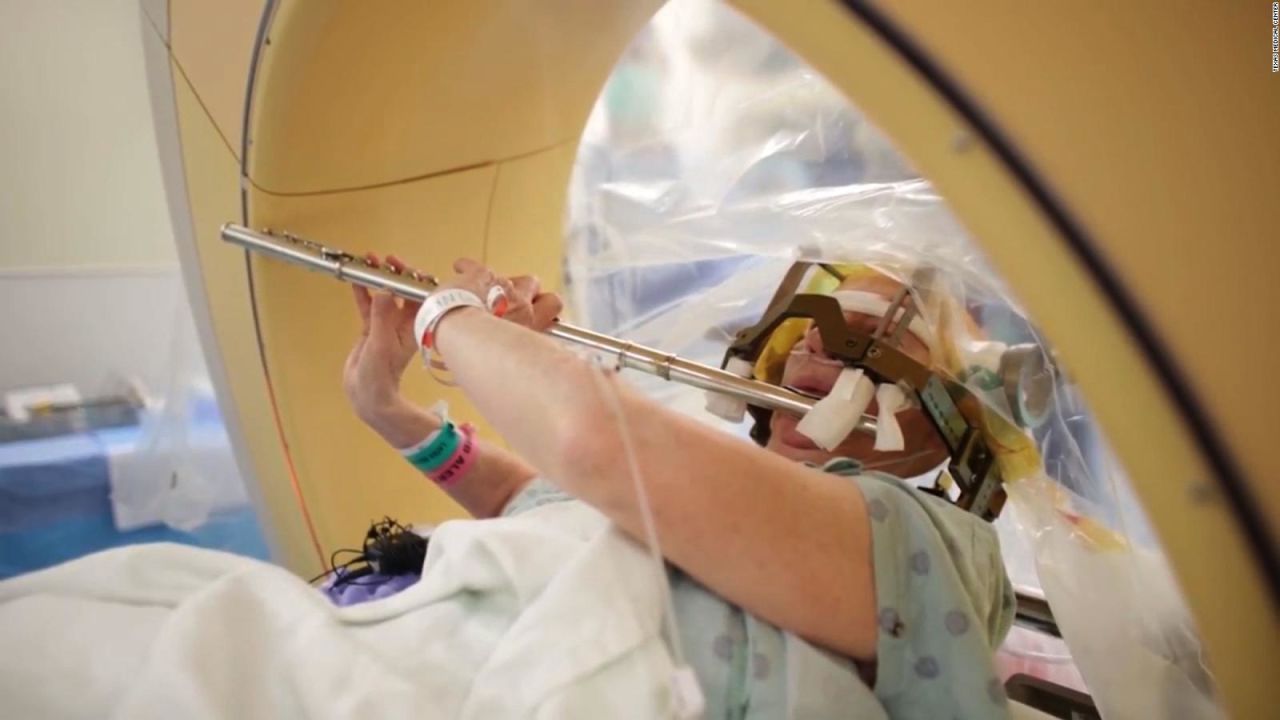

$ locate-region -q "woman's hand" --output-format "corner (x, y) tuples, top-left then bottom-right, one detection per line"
(344, 255), (563, 428)
(343, 254), (423, 428)
(439, 258), (563, 334)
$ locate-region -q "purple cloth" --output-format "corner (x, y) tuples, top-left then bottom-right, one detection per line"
(321, 571), (420, 607)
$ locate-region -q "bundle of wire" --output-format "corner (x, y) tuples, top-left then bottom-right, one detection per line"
(309, 517), (430, 589)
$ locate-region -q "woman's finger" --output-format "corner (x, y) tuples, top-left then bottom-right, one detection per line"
(368, 293), (400, 337)
(352, 285), (373, 329)
(452, 257), (493, 282)
(386, 254), (411, 275)
(397, 296), (424, 327)
(509, 275), (541, 302)
(530, 292), (564, 331)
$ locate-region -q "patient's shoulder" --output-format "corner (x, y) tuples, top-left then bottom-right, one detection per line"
(849, 469), (1015, 648)
(822, 461), (995, 547)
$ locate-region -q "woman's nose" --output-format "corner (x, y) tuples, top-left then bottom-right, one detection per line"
(803, 325), (828, 357)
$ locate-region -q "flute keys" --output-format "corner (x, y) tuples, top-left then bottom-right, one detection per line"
(319, 247), (356, 263)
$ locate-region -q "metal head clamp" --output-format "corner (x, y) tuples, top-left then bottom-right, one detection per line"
(721, 261), (1010, 520)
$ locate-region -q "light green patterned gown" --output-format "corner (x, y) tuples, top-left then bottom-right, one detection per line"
(503, 457), (1015, 719)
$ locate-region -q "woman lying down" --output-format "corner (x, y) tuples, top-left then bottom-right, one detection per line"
(0, 256), (1017, 719)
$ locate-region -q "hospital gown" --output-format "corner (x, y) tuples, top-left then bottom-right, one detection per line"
(504, 458), (1016, 719)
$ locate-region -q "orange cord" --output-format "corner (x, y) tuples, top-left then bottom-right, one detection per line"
(260, 370), (327, 571)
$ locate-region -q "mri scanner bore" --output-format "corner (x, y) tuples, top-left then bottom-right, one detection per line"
(3, 0), (1266, 717)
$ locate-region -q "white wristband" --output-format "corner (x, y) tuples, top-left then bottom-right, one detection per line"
(414, 289), (485, 349)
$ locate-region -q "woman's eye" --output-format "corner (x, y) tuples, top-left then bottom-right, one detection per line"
(843, 313), (882, 335)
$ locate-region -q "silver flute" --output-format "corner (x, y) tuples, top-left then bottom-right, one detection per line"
(220, 223), (876, 435)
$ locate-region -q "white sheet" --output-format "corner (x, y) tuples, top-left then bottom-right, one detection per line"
(0, 501), (679, 719)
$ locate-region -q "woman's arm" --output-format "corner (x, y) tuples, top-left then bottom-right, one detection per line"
(342, 256), (536, 518)
(434, 270), (879, 660)
(355, 395), (536, 518)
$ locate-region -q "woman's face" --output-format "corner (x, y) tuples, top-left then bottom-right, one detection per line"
(764, 275), (949, 475)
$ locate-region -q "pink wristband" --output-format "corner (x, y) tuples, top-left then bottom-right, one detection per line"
(429, 423), (478, 488)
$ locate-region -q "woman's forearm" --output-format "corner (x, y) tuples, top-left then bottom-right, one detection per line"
(433, 308), (619, 495)
(361, 395), (536, 518)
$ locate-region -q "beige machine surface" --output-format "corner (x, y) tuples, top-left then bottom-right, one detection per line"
(139, 1), (1278, 715)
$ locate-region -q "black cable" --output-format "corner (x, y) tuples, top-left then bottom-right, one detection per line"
(307, 547), (367, 585)
(307, 517), (430, 589)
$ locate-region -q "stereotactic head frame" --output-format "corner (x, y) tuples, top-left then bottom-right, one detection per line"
(720, 261), (1058, 521)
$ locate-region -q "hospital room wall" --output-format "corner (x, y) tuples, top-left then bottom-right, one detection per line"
(0, 0), (188, 397)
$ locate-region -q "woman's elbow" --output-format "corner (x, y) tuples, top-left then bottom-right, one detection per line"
(549, 395), (625, 495)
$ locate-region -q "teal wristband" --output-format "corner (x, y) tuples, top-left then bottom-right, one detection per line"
(403, 421), (462, 473)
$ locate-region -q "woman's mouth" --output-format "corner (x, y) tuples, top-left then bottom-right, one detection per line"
(776, 379), (834, 450)
(783, 383), (830, 400)
(772, 413), (820, 450)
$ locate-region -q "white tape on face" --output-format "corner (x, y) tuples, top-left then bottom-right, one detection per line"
(796, 367), (875, 450)
(873, 383), (907, 452)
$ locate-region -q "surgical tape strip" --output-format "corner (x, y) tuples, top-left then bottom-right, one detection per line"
(829, 290), (933, 346)
(705, 356), (756, 422)
(874, 383), (907, 452)
(796, 367), (875, 450)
